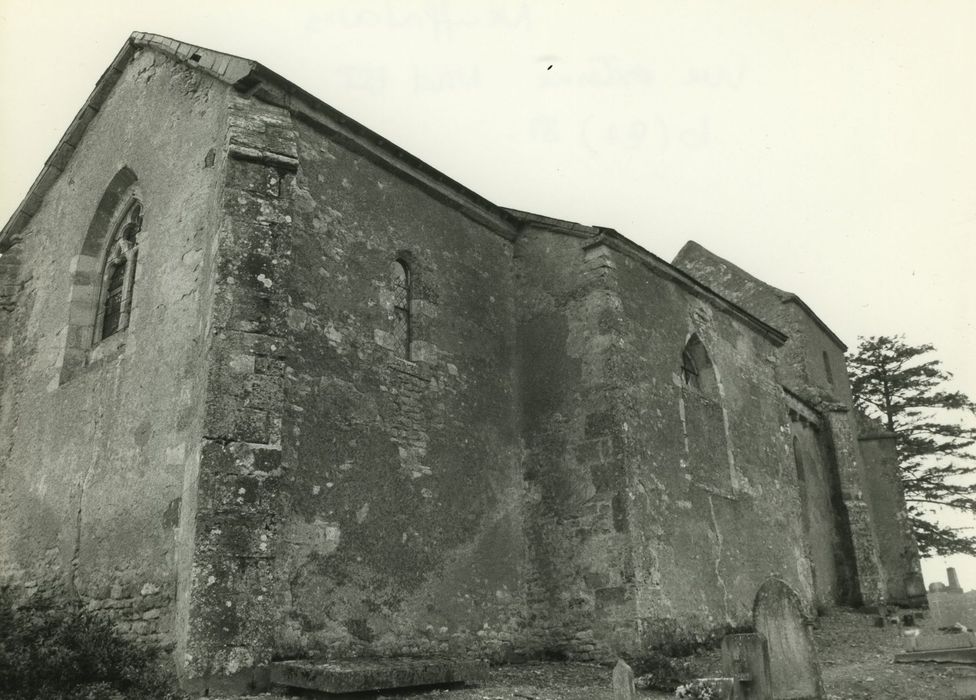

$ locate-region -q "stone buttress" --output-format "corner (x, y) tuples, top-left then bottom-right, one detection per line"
(180, 94), (297, 683)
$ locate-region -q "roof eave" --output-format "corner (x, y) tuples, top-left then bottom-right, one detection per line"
(1, 31), (520, 254)
(598, 228), (789, 346)
(0, 38), (137, 253)
(780, 293), (848, 351)
(238, 61), (519, 238)
(675, 240), (847, 352)
(505, 210), (788, 346)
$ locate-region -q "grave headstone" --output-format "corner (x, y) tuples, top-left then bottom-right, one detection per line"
(929, 591), (976, 631)
(752, 578), (825, 700)
(721, 632), (772, 699)
(949, 567), (964, 593)
(613, 658), (636, 700)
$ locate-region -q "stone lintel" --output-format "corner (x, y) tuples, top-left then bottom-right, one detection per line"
(783, 388), (821, 425)
(227, 144), (299, 172)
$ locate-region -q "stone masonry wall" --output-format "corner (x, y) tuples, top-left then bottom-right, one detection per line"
(789, 306), (854, 405)
(786, 399), (859, 608)
(195, 107), (530, 668)
(612, 247), (816, 639)
(672, 242), (809, 389)
(673, 242), (890, 608)
(822, 408), (886, 605)
(2, 40), (920, 688)
(514, 229), (635, 660)
(0, 240), (25, 466)
(0, 47), (227, 650)
(858, 426), (926, 605)
(179, 94), (296, 683)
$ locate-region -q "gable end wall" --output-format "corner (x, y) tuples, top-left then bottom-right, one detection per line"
(0, 47), (229, 653)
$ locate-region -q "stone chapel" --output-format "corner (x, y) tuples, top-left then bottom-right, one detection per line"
(0, 32), (924, 689)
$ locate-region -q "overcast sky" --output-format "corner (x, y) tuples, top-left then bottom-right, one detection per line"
(2, 0), (974, 589)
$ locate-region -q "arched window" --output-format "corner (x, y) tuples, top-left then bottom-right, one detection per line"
(391, 259), (411, 359)
(95, 200), (142, 342)
(822, 350), (834, 385)
(680, 334), (718, 396)
(677, 333), (733, 492)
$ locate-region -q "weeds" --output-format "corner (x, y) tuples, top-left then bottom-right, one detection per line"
(0, 588), (182, 699)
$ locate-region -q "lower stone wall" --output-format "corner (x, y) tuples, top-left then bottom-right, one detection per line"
(1, 554), (176, 649)
(80, 579), (176, 647)
(523, 495), (631, 662)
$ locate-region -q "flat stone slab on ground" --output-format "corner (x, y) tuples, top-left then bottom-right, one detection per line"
(894, 647), (976, 664)
(269, 657), (488, 693)
(904, 632), (976, 652)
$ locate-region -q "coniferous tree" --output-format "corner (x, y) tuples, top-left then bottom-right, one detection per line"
(847, 335), (976, 556)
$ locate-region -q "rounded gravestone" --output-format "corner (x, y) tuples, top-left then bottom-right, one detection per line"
(752, 577), (825, 700)
(612, 659), (636, 700)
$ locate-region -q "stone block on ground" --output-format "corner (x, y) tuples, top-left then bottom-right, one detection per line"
(269, 657), (487, 693)
(752, 577), (825, 699)
(721, 632), (772, 699)
(612, 658), (636, 700)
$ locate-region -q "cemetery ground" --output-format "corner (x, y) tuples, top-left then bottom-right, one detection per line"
(225, 607), (961, 699)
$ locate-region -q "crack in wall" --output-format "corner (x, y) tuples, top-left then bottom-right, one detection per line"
(70, 373), (110, 599)
(0, 286), (29, 585)
(708, 495), (732, 623)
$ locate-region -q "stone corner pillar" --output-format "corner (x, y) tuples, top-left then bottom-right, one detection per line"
(177, 93), (299, 689)
(823, 407), (886, 606)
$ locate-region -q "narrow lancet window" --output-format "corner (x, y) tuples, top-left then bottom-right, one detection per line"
(822, 350), (834, 385)
(680, 334), (717, 396)
(391, 259), (411, 359)
(96, 200), (142, 342)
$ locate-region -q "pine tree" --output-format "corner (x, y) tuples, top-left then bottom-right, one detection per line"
(847, 335), (976, 556)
